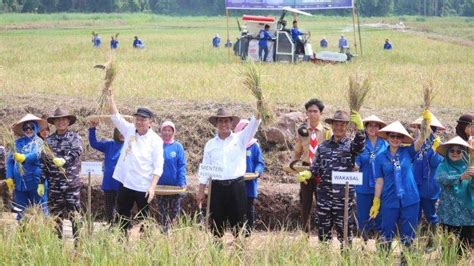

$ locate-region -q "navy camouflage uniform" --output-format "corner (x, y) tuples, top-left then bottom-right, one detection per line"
(40, 131), (83, 238)
(0, 145), (6, 179)
(311, 131), (365, 243)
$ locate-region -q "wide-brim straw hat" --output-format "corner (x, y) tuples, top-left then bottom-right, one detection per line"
(377, 121), (414, 144)
(436, 136), (472, 157)
(324, 110), (350, 124)
(362, 115), (386, 128)
(47, 108), (77, 125)
(409, 112), (445, 130)
(12, 114), (48, 136)
(208, 108), (240, 127)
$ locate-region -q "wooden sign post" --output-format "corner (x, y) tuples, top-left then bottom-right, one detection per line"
(81, 161), (102, 235)
(198, 164), (224, 232)
(332, 171), (363, 249)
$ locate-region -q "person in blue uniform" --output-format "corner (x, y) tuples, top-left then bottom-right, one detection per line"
(212, 34), (221, 48)
(156, 121), (186, 233)
(338, 35), (348, 53)
(384, 39), (392, 50)
(133, 36), (144, 49)
(92, 33), (101, 48)
(6, 114), (48, 220)
(88, 120), (124, 223)
(258, 24), (273, 62)
(320, 37), (328, 48)
(234, 119), (265, 236)
(410, 112), (445, 250)
(355, 115), (388, 241)
(110, 36), (119, 50)
(370, 111), (431, 252)
(291, 20), (305, 54)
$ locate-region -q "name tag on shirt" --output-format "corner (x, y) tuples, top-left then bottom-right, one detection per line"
(331, 171), (362, 185)
(199, 163), (224, 180)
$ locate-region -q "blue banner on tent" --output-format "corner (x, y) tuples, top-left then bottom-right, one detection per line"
(226, 0), (353, 10)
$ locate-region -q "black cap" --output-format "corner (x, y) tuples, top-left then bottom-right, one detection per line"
(133, 107), (153, 118)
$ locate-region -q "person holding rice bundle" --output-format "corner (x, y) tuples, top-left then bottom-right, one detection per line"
(234, 119), (265, 236)
(156, 121), (186, 233)
(354, 115), (387, 241)
(88, 120), (124, 224)
(409, 112), (445, 250)
(40, 108), (83, 240)
(291, 98), (331, 233)
(6, 114), (48, 220)
(305, 110), (365, 245)
(434, 136), (474, 250)
(369, 111), (431, 251)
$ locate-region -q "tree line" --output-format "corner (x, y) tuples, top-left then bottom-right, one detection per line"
(2, 0), (473, 16)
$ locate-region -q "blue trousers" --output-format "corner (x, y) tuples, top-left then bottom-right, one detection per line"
(258, 46), (269, 62)
(381, 203), (420, 246)
(356, 193), (382, 239)
(13, 189), (47, 220)
(418, 198), (439, 225)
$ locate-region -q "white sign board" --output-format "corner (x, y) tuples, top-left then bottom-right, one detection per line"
(198, 163), (224, 181)
(81, 161), (103, 176)
(331, 171), (363, 185)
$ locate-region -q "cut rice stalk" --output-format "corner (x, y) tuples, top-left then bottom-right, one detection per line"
(1, 125), (24, 176)
(347, 74), (371, 112)
(420, 80), (437, 141)
(94, 56), (117, 123)
(41, 143), (68, 181)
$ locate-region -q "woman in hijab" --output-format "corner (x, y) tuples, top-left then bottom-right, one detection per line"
(5, 114), (48, 220)
(435, 136), (474, 250)
(455, 113), (473, 146)
(157, 121), (186, 233)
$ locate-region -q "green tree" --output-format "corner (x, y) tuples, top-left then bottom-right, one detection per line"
(21, 0), (40, 12)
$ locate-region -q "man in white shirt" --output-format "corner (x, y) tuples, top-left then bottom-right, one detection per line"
(108, 95), (163, 232)
(197, 108), (261, 238)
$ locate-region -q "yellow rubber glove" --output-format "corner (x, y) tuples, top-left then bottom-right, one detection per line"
(6, 178), (15, 193)
(422, 109), (432, 124)
(432, 136), (441, 151)
(13, 153), (26, 163)
(324, 129), (331, 140)
(369, 197), (381, 219)
(53, 157), (66, 168)
(296, 170), (312, 183)
(350, 111), (364, 130)
(37, 184), (45, 197)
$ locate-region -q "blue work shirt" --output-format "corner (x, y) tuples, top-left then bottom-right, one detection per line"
(384, 42), (392, 50)
(258, 29), (273, 47)
(412, 143), (443, 200)
(374, 145), (420, 209)
(339, 38), (348, 48)
(158, 141), (186, 187)
(88, 128), (123, 191)
(212, 36), (221, 47)
(244, 142), (265, 198)
(93, 36), (101, 48)
(111, 39), (119, 49)
(320, 39), (328, 48)
(133, 39), (144, 48)
(355, 137), (388, 194)
(291, 27), (303, 42)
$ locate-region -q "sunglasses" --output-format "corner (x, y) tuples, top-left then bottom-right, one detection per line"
(449, 149), (462, 154)
(388, 134), (403, 140)
(22, 126), (34, 131)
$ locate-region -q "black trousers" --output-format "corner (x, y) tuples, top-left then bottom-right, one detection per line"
(103, 190), (118, 223)
(116, 186), (149, 231)
(246, 197), (256, 235)
(442, 224), (474, 248)
(210, 177), (247, 238)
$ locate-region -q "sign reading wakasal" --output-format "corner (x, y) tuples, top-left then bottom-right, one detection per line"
(331, 171), (363, 185)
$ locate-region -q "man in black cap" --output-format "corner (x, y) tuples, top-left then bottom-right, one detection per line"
(108, 95), (163, 233)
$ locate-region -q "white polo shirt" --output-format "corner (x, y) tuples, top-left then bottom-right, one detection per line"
(111, 113), (164, 192)
(199, 116), (261, 184)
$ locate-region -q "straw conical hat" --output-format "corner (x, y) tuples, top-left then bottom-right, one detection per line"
(12, 114), (48, 136)
(409, 112), (445, 130)
(362, 115), (386, 128)
(436, 136), (472, 157)
(377, 121), (414, 144)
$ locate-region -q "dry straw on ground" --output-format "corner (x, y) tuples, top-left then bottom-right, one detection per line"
(347, 74), (371, 112)
(240, 62), (274, 126)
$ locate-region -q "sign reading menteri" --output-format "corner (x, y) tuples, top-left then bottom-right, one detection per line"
(198, 164), (224, 180)
(331, 171), (363, 185)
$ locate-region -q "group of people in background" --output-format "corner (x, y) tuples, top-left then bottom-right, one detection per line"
(91, 33), (144, 49)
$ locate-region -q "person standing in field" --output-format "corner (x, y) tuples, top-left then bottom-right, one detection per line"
(383, 39), (392, 50)
(434, 136), (474, 251)
(291, 20), (305, 54)
(258, 24), (273, 62)
(40, 108), (83, 240)
(212, 34), (221, 48)
(410, 112), (445, 250)
(110, 36), (119, 50)
(196, 108), (261, 239)
(320, 37), (328, 49)
(369, 112), (431, 252)
(291, 98), (331, 234)
(156, 121), (186, 233)
(92, 33), (101, 48)
(303, 110), (365, 245)
(339, 34), (348, 53)
(354, 115), (387, 241)
(234, 119), (265, 236)
(88, 120), (124, 224)
(107, 95), (163, 233)
(6, 114), (48, 220)
(133, 36), (145, 49)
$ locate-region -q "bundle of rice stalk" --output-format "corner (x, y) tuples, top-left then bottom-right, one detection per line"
(1, 125), (24, 176)
(240, 63), (274, 126)
(94, 57), (116, 121)
(347, 74), (371, 112)
(420, 80), (437, 141)
(41, 143), (68, 181)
